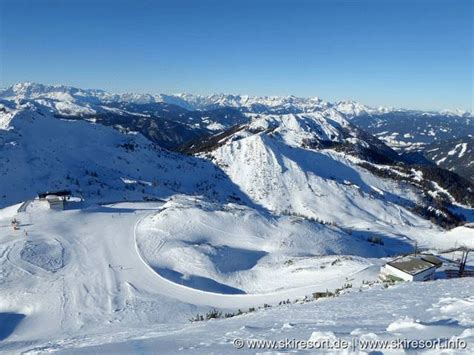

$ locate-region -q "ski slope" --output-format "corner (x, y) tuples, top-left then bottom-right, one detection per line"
(64, 277), (474, 354)
(134, 198), (385, 297)
(0, 200), (379, 353)
(1, 201), (221, 352)
(1, 197), (472, 353)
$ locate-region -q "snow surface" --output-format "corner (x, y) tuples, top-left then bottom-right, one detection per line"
(1, 199), (473, 353)
(67, 279), (474, 353)
(135, 198), (384, 295)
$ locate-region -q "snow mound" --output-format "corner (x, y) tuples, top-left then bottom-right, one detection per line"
(20, 239), (64, 272)
(308, 330), (338, 342)
(386, 317), (426, 332)
(136, 199), (384, 294)
(459, 328), (474, 339)
(435, 297), (474, 326)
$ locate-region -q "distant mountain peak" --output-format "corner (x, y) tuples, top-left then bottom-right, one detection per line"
(1, 82), (471, 119)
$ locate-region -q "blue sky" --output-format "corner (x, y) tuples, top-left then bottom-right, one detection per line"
(0, 0), (472, 110)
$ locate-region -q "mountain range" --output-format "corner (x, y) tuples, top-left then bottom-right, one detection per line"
(1, 82), (472, 224)
(1, 82), (472, 179)
(1, 82), (473, 353)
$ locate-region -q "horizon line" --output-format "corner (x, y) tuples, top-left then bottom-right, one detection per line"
(2, 80), (472, 114)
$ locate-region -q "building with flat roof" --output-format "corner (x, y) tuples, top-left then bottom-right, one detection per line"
(380, 254), (442, 282)
(38, 190), (71, 210)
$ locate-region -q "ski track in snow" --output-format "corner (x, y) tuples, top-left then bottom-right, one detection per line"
(133, 209), (379, 308)
(0, 201), (379, 352)
(0, 201), (473, 353)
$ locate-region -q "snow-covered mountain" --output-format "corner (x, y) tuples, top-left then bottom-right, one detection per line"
(0, 83), (332, 113)
(2, 82), (471, 143)
(3, 82), (470, 119)
(0, 82), (156, 105)
(2, 82), (471, 149)
(1, 84), (471, 222)
(182, 109), (473, 227)
(0, 83), (252, 149)
(423, 135), (473, 182)
(0, 102), (253, 209)
(351, 111), (473, 152)
(1, 82), (473, 353)
(349, 111), (473, 181)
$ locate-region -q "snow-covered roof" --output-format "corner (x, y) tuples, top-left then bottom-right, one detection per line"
(420, 254), (443, 267)
(46, 196), (64, 202)
(387, 255), (439, 276)
(38, 190), (71, 199)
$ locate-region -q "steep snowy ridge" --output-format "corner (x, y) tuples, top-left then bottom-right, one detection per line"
(184, 109), (473, 227)
(0, 106), (250, 208)
(203, 113), (419, 225)
(247, 111), (347, 145)
(0, 101), (18, 130)
(1, 83), (471, 222)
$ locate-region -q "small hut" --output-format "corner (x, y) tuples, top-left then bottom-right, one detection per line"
(380, 254), (442, 282)
(38, 190), (71, 210)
